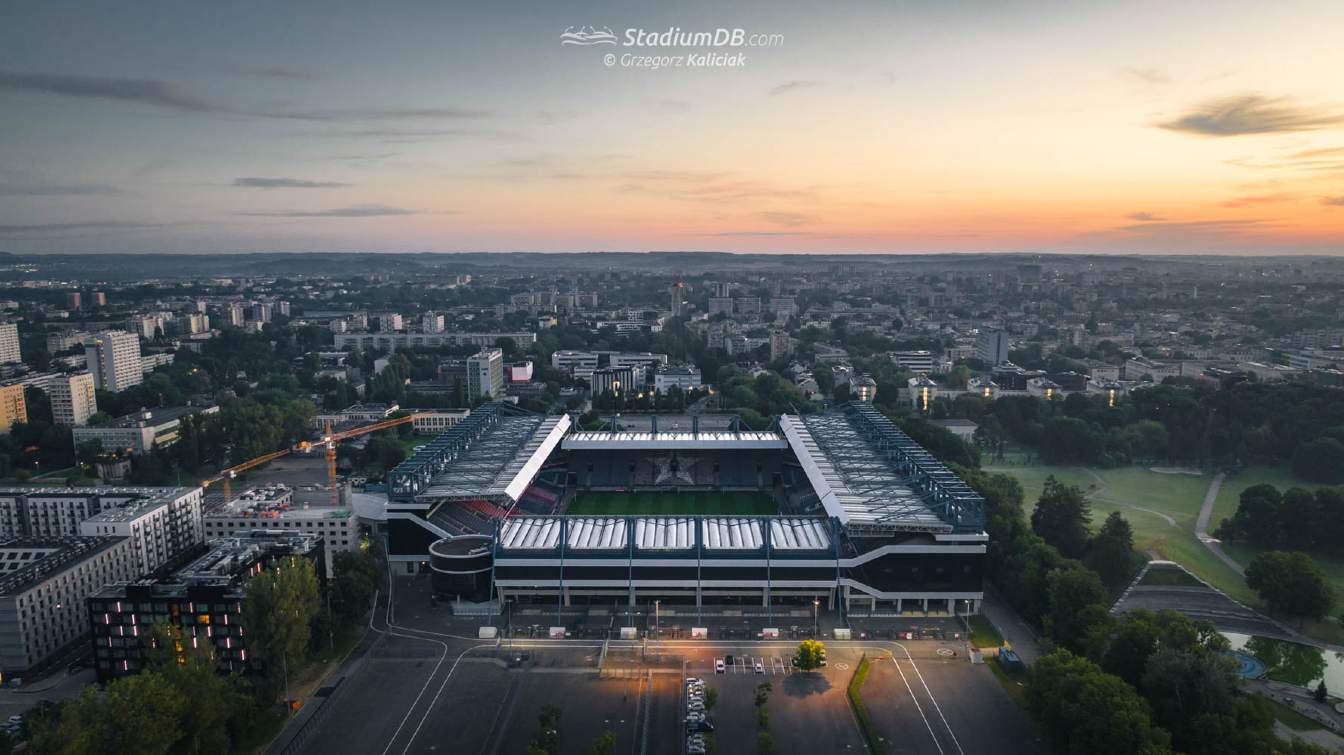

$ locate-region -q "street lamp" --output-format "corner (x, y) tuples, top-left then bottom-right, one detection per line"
(654, 599), (661, 648)
(813, 599), (819, 638)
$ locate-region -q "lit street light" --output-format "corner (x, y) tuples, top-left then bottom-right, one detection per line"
(813, 598), (819, 638)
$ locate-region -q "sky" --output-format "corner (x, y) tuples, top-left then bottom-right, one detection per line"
(1, 0), (1342, 255)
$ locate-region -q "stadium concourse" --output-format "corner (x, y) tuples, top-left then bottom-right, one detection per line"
(380, 402), (987, 619)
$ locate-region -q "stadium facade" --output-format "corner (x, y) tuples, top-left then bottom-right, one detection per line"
(383, 403), (986, 617)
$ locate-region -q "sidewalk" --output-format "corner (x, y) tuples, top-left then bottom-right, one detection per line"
(980, 585), (1042, 665)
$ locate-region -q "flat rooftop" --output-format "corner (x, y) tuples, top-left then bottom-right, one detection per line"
(495, 515), (831, 553)
(417, 414), (569, 502)
(563, 430), (788, 451)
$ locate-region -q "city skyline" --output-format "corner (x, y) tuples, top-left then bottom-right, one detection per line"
(2, 0), (1343, 255)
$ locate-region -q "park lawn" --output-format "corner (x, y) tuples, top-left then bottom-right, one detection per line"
(1209, 466), (1328, 535)
(967, 614), (1004, 648)
(568, 491), (777, 516)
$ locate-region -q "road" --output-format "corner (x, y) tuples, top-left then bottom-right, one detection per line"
(1194, 472), (1243, 575)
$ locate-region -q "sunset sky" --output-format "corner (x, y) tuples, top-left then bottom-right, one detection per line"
(1, 0), (1342, 255)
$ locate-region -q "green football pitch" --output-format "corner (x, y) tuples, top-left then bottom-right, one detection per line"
(567, 491), (778, 516)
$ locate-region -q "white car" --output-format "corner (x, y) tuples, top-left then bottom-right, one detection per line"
(754, 661), (765, 674)
(714, 659), (725, 674)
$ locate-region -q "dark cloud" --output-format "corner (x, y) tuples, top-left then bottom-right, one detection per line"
(1125, 211), (1163, 221)
(233, 177), (349, 189)
(237, 204), (420, 218)
(0, 182), (123, 197)
(1322, 196), (1344, 207)
(1158, 94), (1344, 136)
(0, 70), (212, 111)
(768, 80), (822, 96)
(1125, 67), (1170, 85)
(0, 220), (164, 236)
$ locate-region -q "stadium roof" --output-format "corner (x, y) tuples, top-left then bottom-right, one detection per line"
(495, 515), (832, 553)
(780, 404), (984, 534)
(387, 403), (569, 504)
(562, 430), (787, 451)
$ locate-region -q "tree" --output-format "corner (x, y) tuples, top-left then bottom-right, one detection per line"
(1315, 681), (1328, 703)
(331, 548), (380, 621)
(792, 639), (826, 671)
(244, 555), (321, 702)
(1028, 650), (1173, 755)
(1291, 437), (1344, 484)
(1086, 512), (1135, 592)
(1245, 551), (1336, 625)
(590, 730), (614, 755)
(1031, 477), (1092, 559)
(1044, 564), (1111, 653)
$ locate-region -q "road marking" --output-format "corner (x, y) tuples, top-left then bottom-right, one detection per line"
(889, 656), (943, 755)
(901, 656), (966, 755)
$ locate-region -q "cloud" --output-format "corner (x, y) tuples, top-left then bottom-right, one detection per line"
(0, 182), (124, 197)
(757, 211), (810, 227)
(233, 177), (349, 189)
(0, 70), (212, 111)
(0, 220), (165, 237)
(1322, 196), (1344, 207)
(1114, 218), (1266, 234)
(768, 80), (822, 96)
(1125, 67), (1170, 85)
(1125, 211), (1163, 221)
(1220, 192), (1295, 208)
(236, 204), (420, 218)
(1158, 94), (1344, 136)
(258, 107), (494, 122)
(237, 66), (319, 81)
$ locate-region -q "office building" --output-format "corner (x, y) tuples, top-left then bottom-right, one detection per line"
(332, 331), (536, 351)
(975, 330), (1010, 366)
(203, 487), (355, 573)
(49, 372), (98, 426)
(73, 405), (218, 456)
(87, 530), (323, 680)
(892, 350), (935, 374)
(227, 302), (245, 328)
(0, 384), (25, 433)
(84, 331), (143, 392)
(589, 366), (636, 396)
(411, 409), (470, 434)
(551, 350), (598, 380)
(1, 537), (138, 676)
(653, 365), (702, 393)
(707, 297), (733, 316)
(0, 323), (19, 364)
(468, 348), (504, 400)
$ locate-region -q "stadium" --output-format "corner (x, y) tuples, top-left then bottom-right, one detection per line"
(383, 402), (987, 617)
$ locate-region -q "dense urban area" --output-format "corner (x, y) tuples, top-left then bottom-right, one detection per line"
(0, 251), (1339, 754)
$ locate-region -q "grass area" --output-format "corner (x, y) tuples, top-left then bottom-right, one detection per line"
(568, 490), (778, 516)
(985, 654), (1030, 710)
(967, 614), (1005, 648)
(1268, 699), (1326, 732)
(1138, 566), (1205, 588)
(846, 654), (884, 754)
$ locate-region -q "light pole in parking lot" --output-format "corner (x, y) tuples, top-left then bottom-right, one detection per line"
(812, 598), (819, 638)
(654, 599), (661, 652)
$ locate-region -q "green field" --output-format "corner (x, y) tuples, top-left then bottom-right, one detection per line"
(568, 490), (778, 516)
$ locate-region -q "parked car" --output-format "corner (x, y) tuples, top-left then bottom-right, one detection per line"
(754, 661), (765, 674)
(714, 659), (725, 674)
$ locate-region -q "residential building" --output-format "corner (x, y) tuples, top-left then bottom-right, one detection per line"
(84, 331), (143, 392)
(65, 292), (82, 310)
(0, 323), (19, 364)
(78, 487), (205, 575)
(48, 372), (98, 426)
(653, 365), (702, 393)
(422, 312), (445, 333)
(506, 361), (534, 383)
(769, 296), (797, 317)
(929, 419), (978, 441)
(87, 530), (323, 680)
(0, 486), (204, 541)
(907, 376), (938, 411)
(333, 331), (536, 351)
(72, 405), (218, 456)
(669, 282), (684, 317)
(467, 348), (504, 400)
(1, 537), (138, 676)
(850, 374), (877, 403)
(707, 297), (733, 316)
(0, 384), (24, 433)
(770, 330), (792, 361)
(976, 330), (1010, 365)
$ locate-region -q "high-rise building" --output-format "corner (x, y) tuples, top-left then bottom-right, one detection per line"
(975, 330), (1010, 366)
(422, 312), (445, 333)
(65, 292), (82, 310)
(90, 292), (107, 307)
(0, 322), (20, 364)
(467, 348), (504, 400)
(49, 372), (97, 426)
(84, 331), (143, 392)
(770, 330), (792, 361)
(0, 384), (26, 433)
(669, 282), (684, 317)
(251, 302), (273, 323)
(227, 302), (245, 328)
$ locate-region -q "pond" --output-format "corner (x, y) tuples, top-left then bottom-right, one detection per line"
(1224, 633), (1344, 691)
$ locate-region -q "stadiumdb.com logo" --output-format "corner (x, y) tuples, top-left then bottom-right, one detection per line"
(561, 26), (617, 46)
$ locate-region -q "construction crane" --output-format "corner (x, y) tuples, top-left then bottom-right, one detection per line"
(204, 413), (419, 507)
